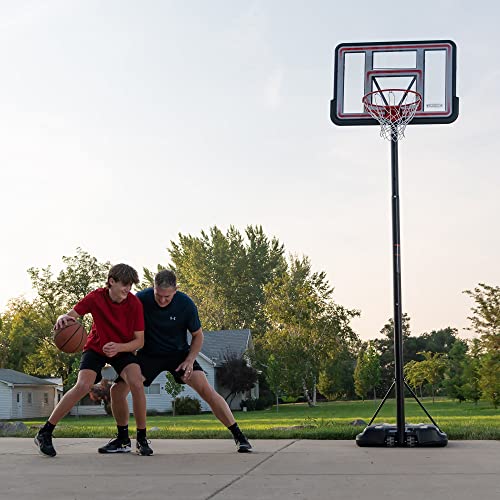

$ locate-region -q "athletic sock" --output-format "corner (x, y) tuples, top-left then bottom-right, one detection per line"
(136, 428), (147, 440)
(117, 425), (129, 441)
(228, 422), (244, 439)
(40, 421), (56, 435)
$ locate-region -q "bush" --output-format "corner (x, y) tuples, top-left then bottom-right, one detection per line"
(258, 389), (275, 408)
(240, 396), (273, 411)
(146, 409), (159, 417)
(174, 396), (201, 415)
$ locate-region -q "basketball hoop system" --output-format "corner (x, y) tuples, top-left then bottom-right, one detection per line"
(362, 89), (422, 141)
(330, 40), (458, 448)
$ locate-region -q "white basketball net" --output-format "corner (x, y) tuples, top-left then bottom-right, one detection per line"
(363, 89), (422, 141)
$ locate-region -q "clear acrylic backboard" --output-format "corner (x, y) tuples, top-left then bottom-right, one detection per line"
(330, 40), (458, 126)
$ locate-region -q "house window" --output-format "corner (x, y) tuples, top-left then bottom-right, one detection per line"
(16, 393), (21, 403)
(27, 393), (32, 404)
(58, 393), (62, 402)
(145, 384), (160, 395)
(43, 393), (49, 405)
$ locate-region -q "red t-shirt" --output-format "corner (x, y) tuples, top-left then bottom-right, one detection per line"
(74, 288), (145, 355)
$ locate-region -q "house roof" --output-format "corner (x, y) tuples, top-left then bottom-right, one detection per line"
(0, 369), (58, 386)
(200, 329), (252, 366)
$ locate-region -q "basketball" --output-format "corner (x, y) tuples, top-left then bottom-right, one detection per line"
(53, 321), (87, 353)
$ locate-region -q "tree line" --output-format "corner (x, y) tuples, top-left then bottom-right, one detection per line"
(0, 226), (497, 407)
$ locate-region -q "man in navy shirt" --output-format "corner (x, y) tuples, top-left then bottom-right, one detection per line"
(100, 269), (252, 454)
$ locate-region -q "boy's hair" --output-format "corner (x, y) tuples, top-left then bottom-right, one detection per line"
(154, 269), (177, 289)
(107, 264), (139, 286)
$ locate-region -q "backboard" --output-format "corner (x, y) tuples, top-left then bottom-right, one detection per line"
(330, 40), (458, 126)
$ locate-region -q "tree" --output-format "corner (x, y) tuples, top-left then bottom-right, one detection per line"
(216, 351), (258, 406)
(462, 339), (482, 404)
(443, 340), (468, 402)
(164, 372), (184, 416)
(354, 344), (381, 401)
(10, 249), (111, 386)
(161, 225), (286, 336)
(265, 354), (285, 411)
(261, 256), (359, 405)
(404, 359), (426, 398)
(0, 298), (51, 372)
(371, 314), (412, 392)
(464, 283), (499, 408)
(318, 345), (357, 401)
(417, 351), (447, 402)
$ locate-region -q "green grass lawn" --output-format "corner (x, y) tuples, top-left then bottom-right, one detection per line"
(9, 399), (500, 440)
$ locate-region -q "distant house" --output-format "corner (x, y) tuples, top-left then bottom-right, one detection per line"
(0, 369), (63, 420)
(71, 329), (258, 416)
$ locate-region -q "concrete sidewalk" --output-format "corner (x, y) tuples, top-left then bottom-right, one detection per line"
(0, 439), (498, 500)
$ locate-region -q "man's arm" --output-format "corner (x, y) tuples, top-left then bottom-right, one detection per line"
(186, 328), (203, 362)
(102, 330), (145, 358)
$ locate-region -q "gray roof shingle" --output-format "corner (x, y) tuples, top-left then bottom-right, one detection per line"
(200, 329), (252, 365)
(0, 369), (58, 386)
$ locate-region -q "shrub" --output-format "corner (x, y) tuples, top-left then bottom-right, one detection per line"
(174, 396), (201, 415)
(240, 396), (273, 411)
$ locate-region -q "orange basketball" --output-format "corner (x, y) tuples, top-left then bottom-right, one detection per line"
(53, 322), (86, 353)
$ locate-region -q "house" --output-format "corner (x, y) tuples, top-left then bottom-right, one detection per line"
(0, 369), (63, 420)
(71, 329), (259, 415)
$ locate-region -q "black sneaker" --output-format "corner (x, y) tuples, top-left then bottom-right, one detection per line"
(235, 434), (252, 453)
(98, 437), (131, 454)
(136, 437), (153, 456)
(34, 431), (56, 457)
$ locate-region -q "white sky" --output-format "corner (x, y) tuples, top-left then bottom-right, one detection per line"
(0, 0), (498, 340)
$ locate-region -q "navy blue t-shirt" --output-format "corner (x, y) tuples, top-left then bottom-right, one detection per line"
(136, 288), (201, 354)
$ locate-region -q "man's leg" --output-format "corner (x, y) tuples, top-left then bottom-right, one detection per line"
(186, 371), (252, 452)
(121, 363), (153, 456)
(35, 369), (96, 457)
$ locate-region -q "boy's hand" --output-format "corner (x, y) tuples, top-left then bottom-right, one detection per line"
(103, 342), (121, 357)
(54, 314), (76, 330)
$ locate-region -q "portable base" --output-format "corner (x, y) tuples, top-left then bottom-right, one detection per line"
(356, 423), (448, 447)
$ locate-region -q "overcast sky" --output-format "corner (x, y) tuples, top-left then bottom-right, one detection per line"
(0, 0), (498, 340)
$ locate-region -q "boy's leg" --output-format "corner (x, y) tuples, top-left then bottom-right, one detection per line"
(110, 380), (131, 426)
(35, 369), (96, 457)
(121, 363), (152, 456)
(97, 381), (132, 454)
(47, 370), (97, 423)
(186, 371), (252, 453)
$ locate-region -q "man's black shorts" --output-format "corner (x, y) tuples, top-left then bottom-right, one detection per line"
(80, 349), (140, 384)
(136, 351), (203, 386)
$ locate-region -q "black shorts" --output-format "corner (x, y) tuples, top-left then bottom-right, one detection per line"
(80, 350), (140, 384)
(136, 351), (203, 386)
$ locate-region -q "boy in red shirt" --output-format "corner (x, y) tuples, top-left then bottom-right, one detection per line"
(34, 264), (151, 457)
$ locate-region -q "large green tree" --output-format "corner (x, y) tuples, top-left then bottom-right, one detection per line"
(318, 344), (357, 400)
(464, 283), (499, 408)
(149, 225), (286, 336)
(371, 314), (412, 392)
(13, 249), (110, 386)
(261, 256), (359, 405)
(354, 344), (381, 401)
(443, 340), (468, 402)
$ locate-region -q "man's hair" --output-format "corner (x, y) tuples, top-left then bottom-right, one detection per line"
(154, 269), (177, 289)
(107, 264), (139, 286)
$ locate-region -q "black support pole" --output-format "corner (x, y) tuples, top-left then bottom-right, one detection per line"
(390, 128), (406, 446)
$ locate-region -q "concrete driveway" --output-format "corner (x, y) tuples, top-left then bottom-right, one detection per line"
(0, 438), (498, 500)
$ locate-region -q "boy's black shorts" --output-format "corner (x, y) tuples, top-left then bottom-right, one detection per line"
(136, 350), (203, 386)
(80, 349), (140, 384)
